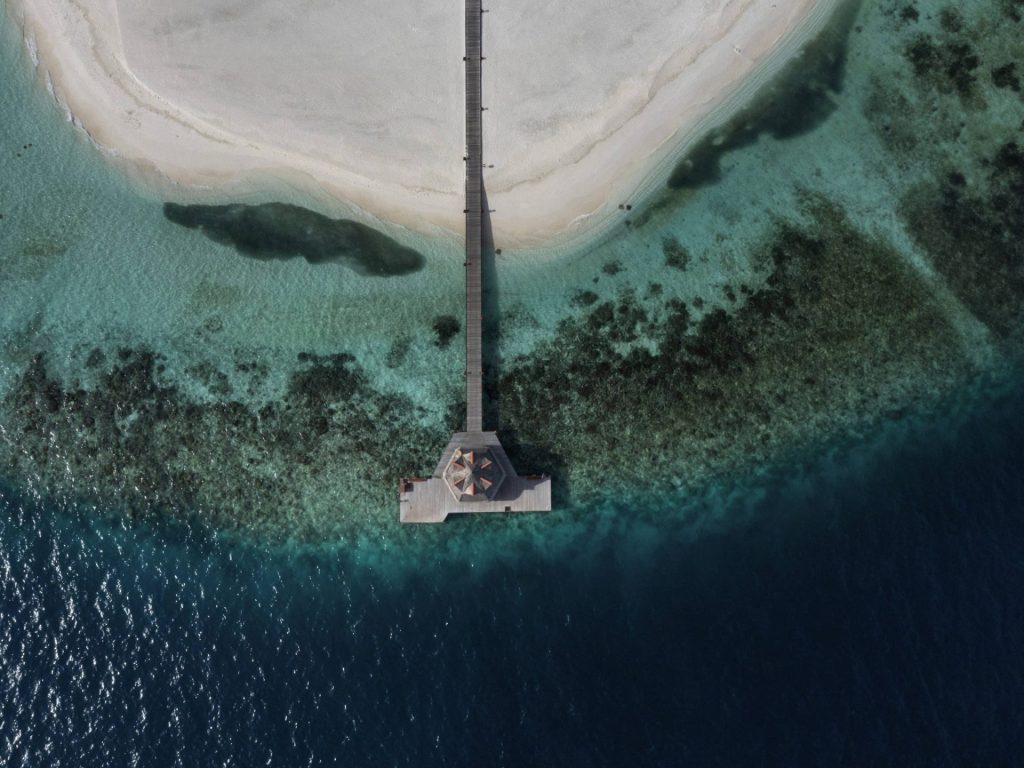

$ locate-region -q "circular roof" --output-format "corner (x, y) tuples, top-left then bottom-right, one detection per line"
(444, 448), (505, 502)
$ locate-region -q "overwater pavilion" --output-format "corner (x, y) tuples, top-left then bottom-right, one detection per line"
(398, 0), (551, 523)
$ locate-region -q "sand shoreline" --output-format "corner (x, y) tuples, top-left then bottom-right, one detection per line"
(7, 0), (842, 248)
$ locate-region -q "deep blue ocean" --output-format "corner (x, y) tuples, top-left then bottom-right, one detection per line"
(3, 374), (1022, 767)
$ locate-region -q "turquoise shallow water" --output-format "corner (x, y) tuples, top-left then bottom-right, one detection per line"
(1, 0), (1023, 552)
(2, 0), (1024, 763)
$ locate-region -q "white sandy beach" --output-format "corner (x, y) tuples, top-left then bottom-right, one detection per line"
(8, 0), (840, 247)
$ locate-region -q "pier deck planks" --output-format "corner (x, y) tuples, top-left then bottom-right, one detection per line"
(398, 0), (552, 523)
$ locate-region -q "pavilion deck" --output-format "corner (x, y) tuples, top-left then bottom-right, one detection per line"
(400, 432), (551, 523)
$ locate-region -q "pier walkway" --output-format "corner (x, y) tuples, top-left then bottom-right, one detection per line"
(399, 0), (551, 523)
(465, 0), (483, 433)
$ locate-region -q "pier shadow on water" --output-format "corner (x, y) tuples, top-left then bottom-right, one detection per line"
(163, 202), (425, 276)
(481, 186), (501, 430)
(480, 186), (568, 502)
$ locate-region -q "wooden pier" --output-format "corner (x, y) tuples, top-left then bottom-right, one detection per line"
(399, 0), (551, 523)
(465, 0), (484, 434)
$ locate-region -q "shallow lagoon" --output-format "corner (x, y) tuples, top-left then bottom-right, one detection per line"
(4, 0), (1022, 547)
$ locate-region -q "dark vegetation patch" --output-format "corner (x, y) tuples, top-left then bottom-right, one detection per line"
(163, 202), (425, 276)
(872, 0), (1024, 335)
(938, 7), (964, 32)
(187, 361), (232, 397)
(866, 2), (1024, 169)
(431, 315), (461, 349)
(384, 335), (412, 368)
(899, 5), (919, 22)
(497, 201), (964, 499)
(901, 142), (1024, 338)
(664, 0), (862, 193)
(1001, 0), (1024, 21)
(1, 200), (971, 536)
(863, 75), (922, 155)
(662, 236), (691, 270)
(85, 348), (105, 369)
(571, 290), (600, 308)
(992, 63), (1021, 92)
(601, 260), (623, 276)
(1, 349), (453, 539)
(903, 32), (980, 99)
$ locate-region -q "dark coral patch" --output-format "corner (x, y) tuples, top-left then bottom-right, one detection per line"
(1001, 0), (1024, 21)
(904, 34), (980, 98)
(899, 5), (920, 22)
(662, 237), (690, 270)
(385, 335), (412, 368)
(498, 201), (964, 499)
(571, 290), (599, 308)
(0, 200), (973, 536)
(432, 315), (461, 349)
(992, 63), (1021, 92)
(901, 142), (1024, 339)
(1, 347), (450, 539)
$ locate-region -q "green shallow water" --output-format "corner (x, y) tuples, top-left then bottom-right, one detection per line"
(1, 0), (1023, 564)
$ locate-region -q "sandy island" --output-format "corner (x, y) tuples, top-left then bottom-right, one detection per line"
(8, 0), (840, 247)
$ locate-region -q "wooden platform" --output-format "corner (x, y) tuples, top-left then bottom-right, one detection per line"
(398, 0), (551, 523)
(400, 432), (551, 523)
